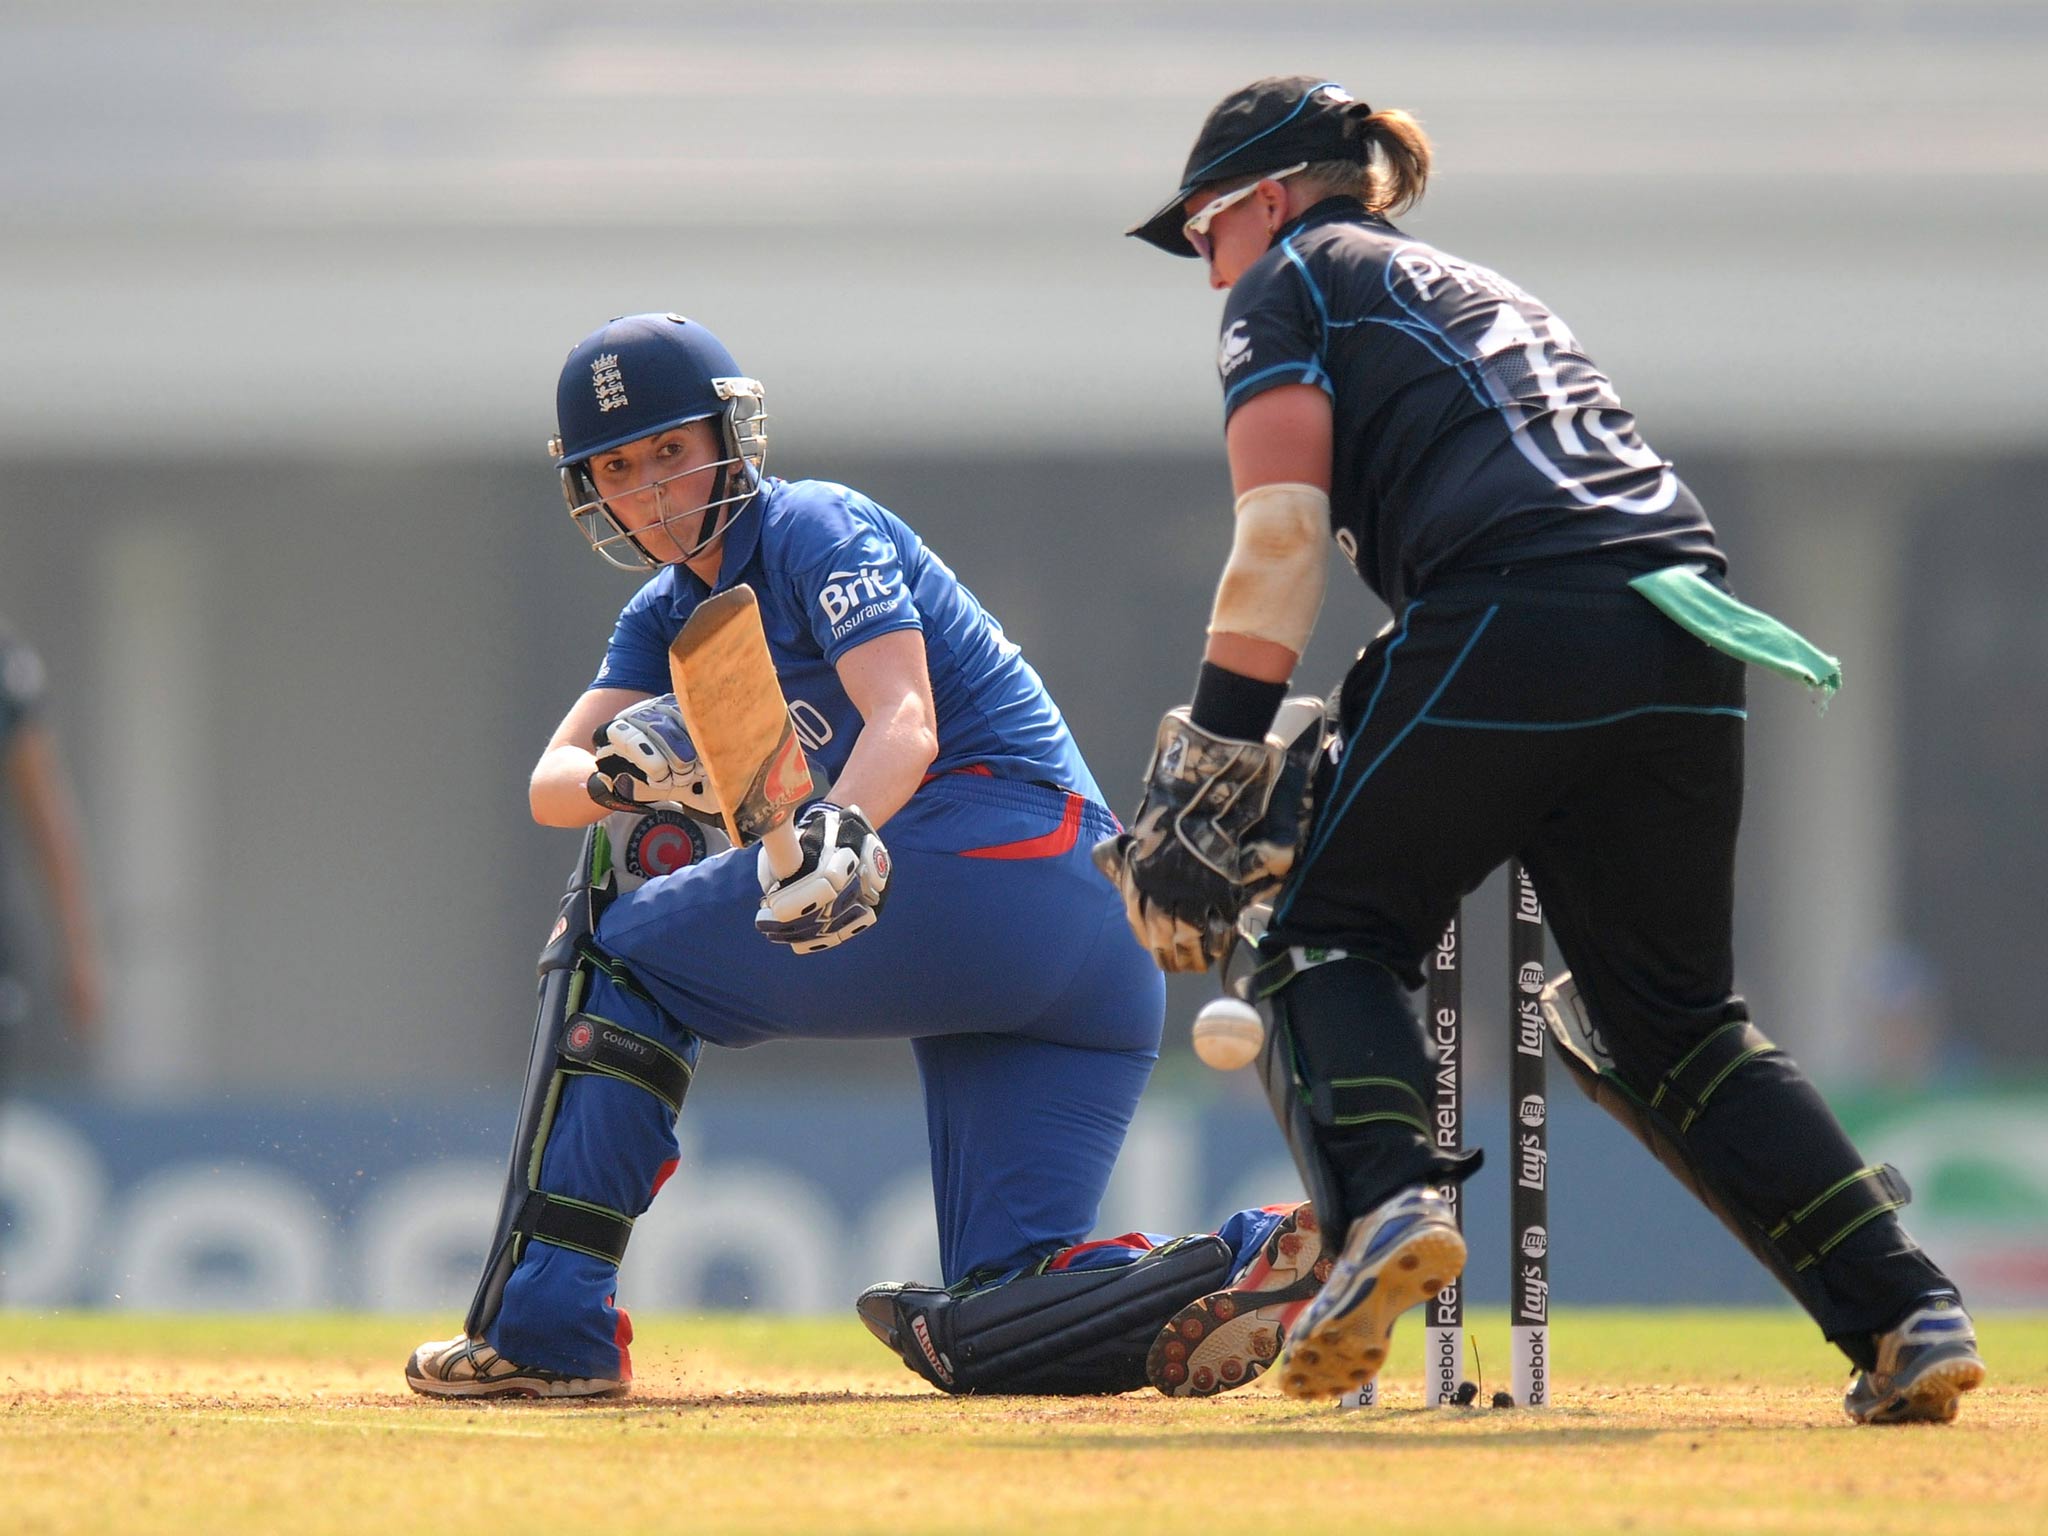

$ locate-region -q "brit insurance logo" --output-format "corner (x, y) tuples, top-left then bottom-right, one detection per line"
(592, 352), (628, 413)
(819, 563), (904, 641)
(1218, 319), (1253, 379)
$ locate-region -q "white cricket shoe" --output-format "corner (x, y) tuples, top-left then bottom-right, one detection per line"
(1843, 1296), (1985, 1425)
(1277, 1184), (1465, 1401)
(405, 1332), (630, 1400)
(1147, 1203), (1331, 1397)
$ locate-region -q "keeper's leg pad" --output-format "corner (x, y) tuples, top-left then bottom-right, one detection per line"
(464, 815), (703, 1339)
(1541, 970), (1920, 1354)
(1246, 947), (1482, 1241)
(856, 1235), (1234, 1395)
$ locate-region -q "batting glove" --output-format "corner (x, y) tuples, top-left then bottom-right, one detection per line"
(756, 803), (892, 954)
(589, 693), (720, 817)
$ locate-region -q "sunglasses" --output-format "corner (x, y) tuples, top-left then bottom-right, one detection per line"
(1183, 163), (1310, 260)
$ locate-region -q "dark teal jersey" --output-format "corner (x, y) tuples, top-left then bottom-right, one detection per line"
(1219, 198), (1723, 609)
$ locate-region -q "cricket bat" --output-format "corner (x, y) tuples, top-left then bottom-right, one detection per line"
(667, 584), (815, 882)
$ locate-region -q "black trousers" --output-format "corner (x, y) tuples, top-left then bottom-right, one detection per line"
(1276, 562), (1747, 1072)
(1267, 561), (1951, 1361)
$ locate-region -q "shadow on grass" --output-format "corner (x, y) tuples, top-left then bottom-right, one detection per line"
(401, 1392), (1834, 1448)
(405, 1388), (928, 1411)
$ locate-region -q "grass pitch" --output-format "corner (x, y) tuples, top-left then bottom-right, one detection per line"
(5, 1309), (2044, 1536)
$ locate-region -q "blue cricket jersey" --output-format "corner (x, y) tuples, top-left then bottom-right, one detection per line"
(591, 477), (1104, 805)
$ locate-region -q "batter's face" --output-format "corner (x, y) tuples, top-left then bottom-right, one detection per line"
(586, 419), (725, 566)
(1184, 178), (1288, 289)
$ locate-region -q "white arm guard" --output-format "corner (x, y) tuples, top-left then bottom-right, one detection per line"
(1207, 482), (1330, 657)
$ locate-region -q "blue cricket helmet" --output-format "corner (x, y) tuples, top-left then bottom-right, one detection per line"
(554, 313), (751, 466)
(549, 313), (770, 571)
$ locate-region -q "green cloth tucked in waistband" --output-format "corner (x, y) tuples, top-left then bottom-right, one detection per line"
(1629, 565), (1842, 698)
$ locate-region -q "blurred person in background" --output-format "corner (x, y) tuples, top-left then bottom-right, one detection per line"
(1098, 75), (1985, 1423)
(408, 314), (1330, 1403)
(0, 618), (103, 1077)
(1, 614), (105, 1297)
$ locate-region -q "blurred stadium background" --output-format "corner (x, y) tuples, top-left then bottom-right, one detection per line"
(1, 1), (2043, 1318)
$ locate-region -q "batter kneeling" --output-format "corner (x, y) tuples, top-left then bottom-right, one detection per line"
(405, 314), (1320, 1402)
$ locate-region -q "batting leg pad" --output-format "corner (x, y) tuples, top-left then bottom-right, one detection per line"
(464, 820), (700, 1340)
(856, 1235), (1234, 1395)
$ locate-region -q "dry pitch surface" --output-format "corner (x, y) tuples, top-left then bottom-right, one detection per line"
(6, 1309), (2044, 1536)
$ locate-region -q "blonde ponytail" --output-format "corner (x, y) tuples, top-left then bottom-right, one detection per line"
(1359, 107), (1432, 216)
(1295, 105), (1434, 217)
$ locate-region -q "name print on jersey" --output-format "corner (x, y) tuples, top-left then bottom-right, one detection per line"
(1384, 243), (1678, 517)
(786, 698), (835, 753)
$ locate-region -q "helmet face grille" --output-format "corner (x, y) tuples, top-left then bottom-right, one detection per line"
(717, 378), (769, 481)
(556, 384), (770, 572)
(551, 316), (770, 570)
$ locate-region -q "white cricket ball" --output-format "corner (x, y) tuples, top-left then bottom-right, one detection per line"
(1191, 996), (1266, 1071)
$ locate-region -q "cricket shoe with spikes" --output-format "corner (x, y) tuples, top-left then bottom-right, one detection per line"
(1843, 1296), (1985, 1425)
(1276, 1184), (1465, 1401)
(1147, 1203), (1330, 1397)
(406, 1321), (632, 1401)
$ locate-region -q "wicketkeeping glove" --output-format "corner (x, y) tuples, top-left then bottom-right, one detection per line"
(1092, 703), (1323, 973)
(588, 694), (720, 818)
(756, 802), (892, 954)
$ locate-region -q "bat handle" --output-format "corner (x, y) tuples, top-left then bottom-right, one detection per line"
(762, 818), (804, 883)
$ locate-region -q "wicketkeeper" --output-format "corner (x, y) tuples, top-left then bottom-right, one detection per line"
(407, 314), (1330, 1401)
(1098, 76), (1984, 1424)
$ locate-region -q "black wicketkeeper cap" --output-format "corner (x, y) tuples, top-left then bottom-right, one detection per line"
(1128, 76), (1372, 258)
